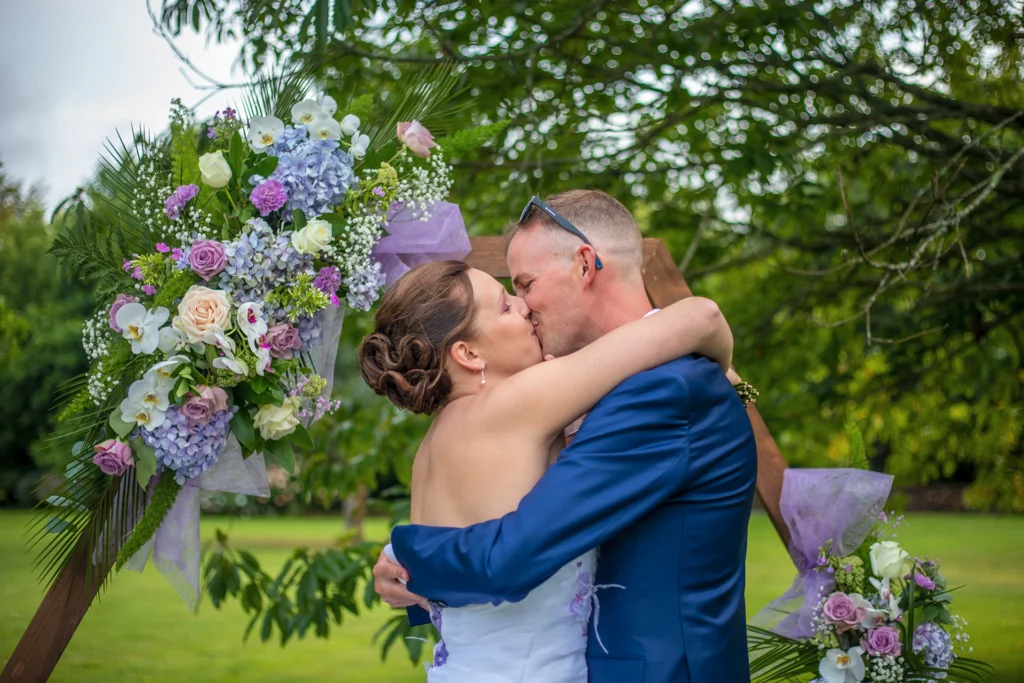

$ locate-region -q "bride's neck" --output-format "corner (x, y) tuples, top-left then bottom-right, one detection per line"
(446, 367), (505, 403)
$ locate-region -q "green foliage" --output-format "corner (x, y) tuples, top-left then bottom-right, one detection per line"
(153, 268), (199, 308)
(116, 469), (183, 570)
(266, 273), (331, 321)
(169, 98), (200, 186)
(437, 121), (509, 159)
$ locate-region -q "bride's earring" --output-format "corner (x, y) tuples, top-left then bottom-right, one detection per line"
(480, 368), (486, 386)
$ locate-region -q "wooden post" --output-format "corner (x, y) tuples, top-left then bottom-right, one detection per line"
(467, 236), (791, 548)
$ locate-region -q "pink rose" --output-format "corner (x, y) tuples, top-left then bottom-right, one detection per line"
(861, 625), (902, 657)
(109, 294), (138, 332)
(396, 120), (437, 158)
(188, 239), (227, 281)
(92, 439), (134, 476)
(182, 385), (230, 426)
(822, 592), (865, 634)
(265, 323), (302, 359)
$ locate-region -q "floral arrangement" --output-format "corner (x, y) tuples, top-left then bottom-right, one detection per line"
(748, 468), (993, 683)
(37, 70), (503, 603)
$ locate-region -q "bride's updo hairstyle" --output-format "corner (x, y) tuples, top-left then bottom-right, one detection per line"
(359, 260), (478, 415)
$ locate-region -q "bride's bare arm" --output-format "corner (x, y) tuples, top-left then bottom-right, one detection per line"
(483, 296), (732, 441)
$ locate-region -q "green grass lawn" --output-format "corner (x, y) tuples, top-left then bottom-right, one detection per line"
(1, 511), (1021, 682)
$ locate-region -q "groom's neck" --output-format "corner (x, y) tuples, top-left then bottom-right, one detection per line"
(584, 285), (654, 342)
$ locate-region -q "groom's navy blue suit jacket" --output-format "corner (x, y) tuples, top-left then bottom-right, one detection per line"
(391, 356), (757, 683)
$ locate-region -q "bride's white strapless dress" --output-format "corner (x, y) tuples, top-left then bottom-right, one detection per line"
(423, 549), (599, 683)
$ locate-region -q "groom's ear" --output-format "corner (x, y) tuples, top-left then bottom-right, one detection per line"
(575, 245), (599, 288)
(449, 340), (485, 374)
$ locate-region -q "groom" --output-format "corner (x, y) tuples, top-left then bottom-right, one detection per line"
(374, 190), (758, 682)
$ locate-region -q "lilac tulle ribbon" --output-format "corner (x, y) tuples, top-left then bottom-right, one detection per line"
(372, 201), (471, 287)
(121, 437), (270, 610)
(751, 468), (893, 639)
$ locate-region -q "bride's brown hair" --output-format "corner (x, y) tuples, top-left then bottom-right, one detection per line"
(358, 260), (478, 415)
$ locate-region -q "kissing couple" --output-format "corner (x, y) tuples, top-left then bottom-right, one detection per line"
(359, 189), (759, 683)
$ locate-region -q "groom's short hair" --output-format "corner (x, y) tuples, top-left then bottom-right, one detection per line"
(506, 190), (644, 272)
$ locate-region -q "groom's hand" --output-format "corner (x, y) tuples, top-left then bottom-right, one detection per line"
(373, 549), (427, 609)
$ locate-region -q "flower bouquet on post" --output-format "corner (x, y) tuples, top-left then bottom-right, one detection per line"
(36, 68), (504, 606)
(748, 464), (994, 683)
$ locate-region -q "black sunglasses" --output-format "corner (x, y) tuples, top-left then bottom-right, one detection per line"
(518, 196), (603, 269)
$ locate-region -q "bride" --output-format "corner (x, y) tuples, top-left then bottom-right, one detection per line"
(358, 259), (734, 682)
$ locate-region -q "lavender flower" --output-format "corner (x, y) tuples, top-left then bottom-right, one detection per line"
(913, 622), (955, 677)
(250, 179), (288, 217)
(312, 266), (341, 294)
(164, 184), (199, 220)
(188, 239), (228, 281)
(138, 404), (238, 485)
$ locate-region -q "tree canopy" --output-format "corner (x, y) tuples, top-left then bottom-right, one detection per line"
(160, 0), (1024, 509)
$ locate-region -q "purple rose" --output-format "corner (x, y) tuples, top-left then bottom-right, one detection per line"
(822, 592), (865, 634)
(92, 439), (134, 476)
(250, 179), (288, 217)
(914, 572), (936, 590)
(109, 294), (138, 332)
(862, 625), (902, 657)
(265, 323), (302, 359)
(188, 239), (227, 281)
(181, 385), (230, 426)
(164, 184), (199, 220)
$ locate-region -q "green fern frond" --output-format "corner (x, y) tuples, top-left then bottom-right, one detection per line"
(437, 121), (510, 159)
(846, 420), (870, 470)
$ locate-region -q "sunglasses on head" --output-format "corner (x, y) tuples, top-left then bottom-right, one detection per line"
(518, 196), (603, 270)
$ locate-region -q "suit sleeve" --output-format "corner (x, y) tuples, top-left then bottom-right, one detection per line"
(391, 365), (691, 606)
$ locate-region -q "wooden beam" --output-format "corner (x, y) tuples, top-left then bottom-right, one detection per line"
(469, 235), (792, 548)
(1, 511), (116, 682)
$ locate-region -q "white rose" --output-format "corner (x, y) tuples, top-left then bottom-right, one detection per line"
(290, 219), (333, 255)
(198, 151), (232, 189)
(253, 397), (301, 441)
(869, 541), (913, 580)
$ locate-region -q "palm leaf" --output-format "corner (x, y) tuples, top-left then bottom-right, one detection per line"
(747, 625), (819, 682)
(362, 61), (466, 150)
(239, 69), (315, 122)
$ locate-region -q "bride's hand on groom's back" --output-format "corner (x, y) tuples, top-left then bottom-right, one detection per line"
(373, 549), (428, 609)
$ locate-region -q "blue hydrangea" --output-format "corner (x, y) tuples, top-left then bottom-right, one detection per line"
(913, 622), (954, 678)
(252, 124), (355, 219)
(217, 218), (313, 317)
(139, 405), (238, 484)
(344, 261), (386, 311)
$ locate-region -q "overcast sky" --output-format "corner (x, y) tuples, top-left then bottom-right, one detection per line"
(0, 0), (241, 211)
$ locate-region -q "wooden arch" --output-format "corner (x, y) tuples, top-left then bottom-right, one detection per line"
(2, 236), (790, 682)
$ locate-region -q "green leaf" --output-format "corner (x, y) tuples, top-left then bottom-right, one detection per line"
(109, 407), (135, 438)
(248, 156), (279, 182)
(229, 131), (244, 179)
(292, 209), (307, 230)
(133, 440), (157, 489)
(230, 409), (257, 453)
(266, 437), (296, 473)
(846, 420), (869, 470)
(291, 424), (314, 450)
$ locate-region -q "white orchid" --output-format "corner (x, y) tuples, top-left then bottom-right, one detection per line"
(246, 116), (285, 151)
(236, 302), (268, 351)
(868, 577), (903, 620)
(120, 375), (170, 431)
(291, 99), (325, 126)
(115, 303), (169, 355)
(818, 647), (865, 683)
(145, 354), (190, 389)
(253, 343), (272, 376)
(318, 94), (337, 117)
(158, 325), (188, 354)
(204, 330), (249, 376)
(350, 132), (370, 159)
(339, 114), (360, 137)
(850, 593), (887, 629)
(309, 117), (341, 141)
